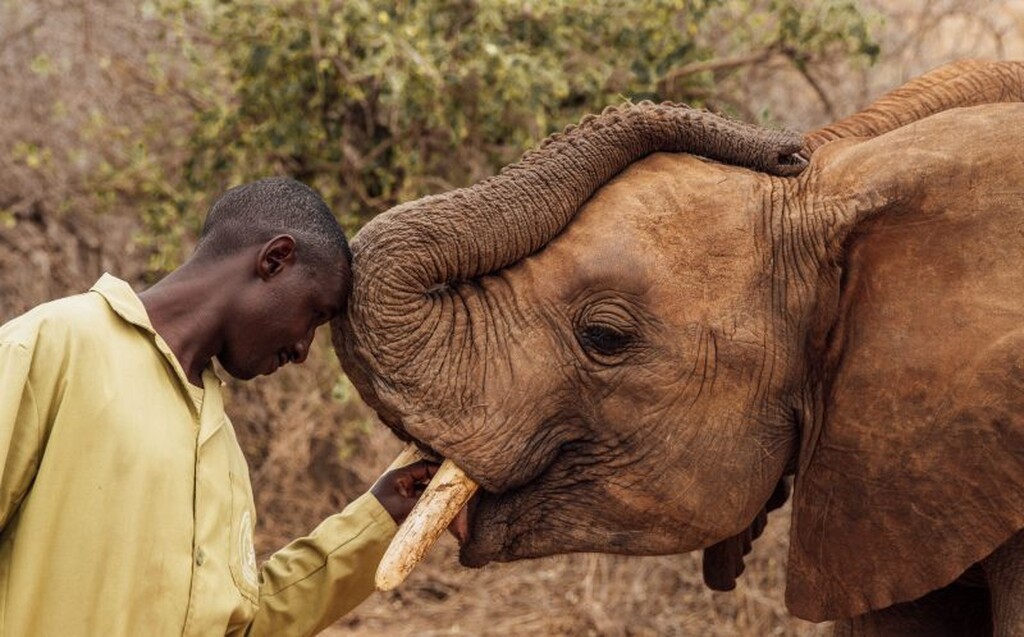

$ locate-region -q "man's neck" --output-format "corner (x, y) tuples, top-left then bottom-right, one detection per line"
(138, 260), (231, 387)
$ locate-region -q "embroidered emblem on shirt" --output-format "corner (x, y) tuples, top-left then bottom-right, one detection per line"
(239, 509), (258, 588)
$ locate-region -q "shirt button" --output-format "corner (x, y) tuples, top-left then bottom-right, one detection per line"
(196, 548), (206, 566)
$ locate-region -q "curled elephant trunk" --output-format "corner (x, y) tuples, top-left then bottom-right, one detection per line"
(336, 102), (807, 420)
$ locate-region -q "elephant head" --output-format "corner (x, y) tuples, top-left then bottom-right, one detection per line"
(334, 61), (1024, 622)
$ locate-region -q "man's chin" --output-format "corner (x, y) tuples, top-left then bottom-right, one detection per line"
(216, 358), (262, 381)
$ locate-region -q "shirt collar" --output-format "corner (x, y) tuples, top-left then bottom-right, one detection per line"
(89, 273), (157, 335)
(89, 273), (224, 400)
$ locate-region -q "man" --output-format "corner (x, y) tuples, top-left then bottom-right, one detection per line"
(0, 178), (433, 636)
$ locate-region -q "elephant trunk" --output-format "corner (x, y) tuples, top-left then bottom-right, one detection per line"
(336, 101), (806, 429)
(803, 60), (1024, 155)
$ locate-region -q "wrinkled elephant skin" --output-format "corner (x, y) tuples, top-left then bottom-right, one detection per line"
(335, 61), (1024, 625)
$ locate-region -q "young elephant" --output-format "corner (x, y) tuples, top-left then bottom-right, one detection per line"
(335, 61), (1024, 634)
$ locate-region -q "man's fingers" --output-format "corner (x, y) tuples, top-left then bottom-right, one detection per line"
(393, 459), (439, 498)
(448, 501), (471, 544)
(402, 459), (439, 482)
(396, 480), (415, 499)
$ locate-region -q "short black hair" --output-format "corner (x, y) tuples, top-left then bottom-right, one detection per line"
(195, 177), (351, 269)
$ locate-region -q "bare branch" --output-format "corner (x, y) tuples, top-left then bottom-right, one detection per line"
(784, 56), (836, 120)
(661, 49), (779, 84)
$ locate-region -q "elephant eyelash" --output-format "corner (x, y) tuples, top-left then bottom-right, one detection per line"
(577, 323), (635, 359)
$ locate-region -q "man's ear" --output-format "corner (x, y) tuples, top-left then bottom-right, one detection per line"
(256, 234), (297, 280)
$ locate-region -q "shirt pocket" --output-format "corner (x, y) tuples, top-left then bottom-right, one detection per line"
(228, 469), (260, 605)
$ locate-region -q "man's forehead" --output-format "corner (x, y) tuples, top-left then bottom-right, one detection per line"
(317, 260), (351, 303)
(293, 239), (351, 304)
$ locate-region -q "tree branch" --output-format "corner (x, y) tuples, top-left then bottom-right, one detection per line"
(661, 49), (779, 84)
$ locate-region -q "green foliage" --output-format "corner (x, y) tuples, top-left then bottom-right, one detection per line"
(89, 0), (878, 273)
(769, 0), (881, 65)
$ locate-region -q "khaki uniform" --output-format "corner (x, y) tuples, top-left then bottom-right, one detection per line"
(0, 274), (396, 636)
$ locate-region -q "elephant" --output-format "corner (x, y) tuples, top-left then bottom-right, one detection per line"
(334, 60), (1024, 635)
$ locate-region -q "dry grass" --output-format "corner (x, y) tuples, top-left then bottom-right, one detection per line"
(330, 514), (827, 637)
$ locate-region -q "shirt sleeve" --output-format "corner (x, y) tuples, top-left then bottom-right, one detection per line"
(238, 491), (398, 637)
(0, 341), (43, 530)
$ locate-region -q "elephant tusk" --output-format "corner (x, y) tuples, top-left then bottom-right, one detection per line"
(375, 451), (479, 591)
(384, 443), (427, 471)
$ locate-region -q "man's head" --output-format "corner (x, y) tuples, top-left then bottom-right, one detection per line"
(195, 177), (351, 270)
(194, 177), (351, 380)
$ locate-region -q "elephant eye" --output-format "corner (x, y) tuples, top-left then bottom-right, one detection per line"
(577, 323), (633, 359)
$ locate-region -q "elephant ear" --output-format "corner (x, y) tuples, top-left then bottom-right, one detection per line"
(788, 331), (1024, 620)
(784, 105), (1024, 621)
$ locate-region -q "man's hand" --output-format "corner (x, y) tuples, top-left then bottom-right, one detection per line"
(371, 460), (440, 524)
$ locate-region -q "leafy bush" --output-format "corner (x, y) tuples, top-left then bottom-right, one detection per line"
(96, 0), (878, 272)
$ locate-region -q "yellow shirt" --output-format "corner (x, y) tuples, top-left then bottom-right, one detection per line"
(0, 274), (396, 636)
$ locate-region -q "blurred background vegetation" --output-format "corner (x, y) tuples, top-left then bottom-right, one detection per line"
(4, 0), (883, 272)
(1, 1), (1021, 635)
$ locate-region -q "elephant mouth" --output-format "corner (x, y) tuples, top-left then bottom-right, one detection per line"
(375, 425), (572, 589)
(456, 473), (548, 567)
